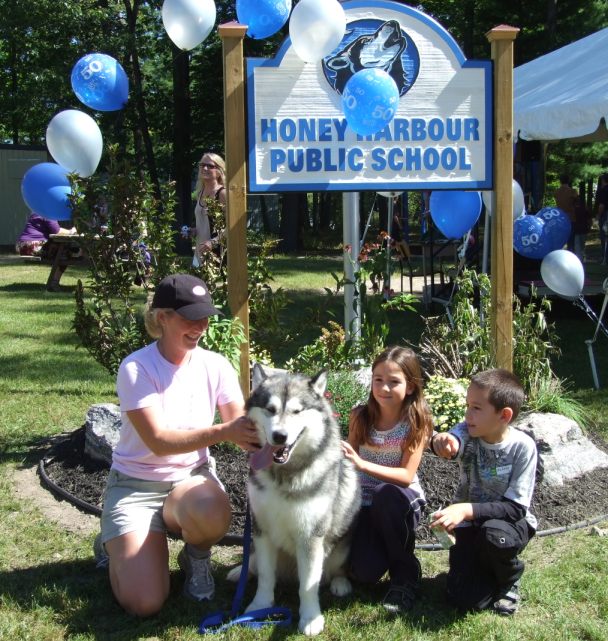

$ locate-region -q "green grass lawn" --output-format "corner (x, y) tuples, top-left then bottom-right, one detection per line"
(0, 256), (607, 641)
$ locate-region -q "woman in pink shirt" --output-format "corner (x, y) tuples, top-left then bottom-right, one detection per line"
(96, 274), (259, 616)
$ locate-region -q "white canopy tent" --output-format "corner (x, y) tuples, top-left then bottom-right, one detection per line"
(514, 28), (608, 142)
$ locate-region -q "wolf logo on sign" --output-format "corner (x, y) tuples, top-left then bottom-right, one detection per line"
(323, 19), (420, 96)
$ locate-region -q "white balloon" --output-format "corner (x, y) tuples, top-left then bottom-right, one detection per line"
(481, 180), (526, 220)
(513, 179), (525, 219)
(289, 0), (346, 63)
(378, 191), (403, 198)
(162, 0), (216, 51)
(46, 110), (103, 177)
(540, 249), (585, 299)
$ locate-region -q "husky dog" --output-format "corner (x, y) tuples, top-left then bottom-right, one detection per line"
(234, 366), (361, 636)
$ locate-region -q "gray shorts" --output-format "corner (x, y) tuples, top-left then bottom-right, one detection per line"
(100, 458), (224, 545)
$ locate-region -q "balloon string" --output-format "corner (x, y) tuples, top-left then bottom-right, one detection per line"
(574, 296), (608, 342)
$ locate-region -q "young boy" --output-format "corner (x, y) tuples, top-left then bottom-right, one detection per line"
(430, 369), (537, 616)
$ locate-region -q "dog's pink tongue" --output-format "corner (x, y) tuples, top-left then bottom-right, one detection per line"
(249, 443), (276, 470)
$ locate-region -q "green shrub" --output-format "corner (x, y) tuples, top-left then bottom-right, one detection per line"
(419, 270), (557, 391)
(199, 316), (246, 372)
(424, 374), (468, 432)
(286, 320), (353, 373)
(417, 269), (589, 421)
(325, 370), (369, 436)
(525, 376), (592, 429)
(71, 148), (182, 375)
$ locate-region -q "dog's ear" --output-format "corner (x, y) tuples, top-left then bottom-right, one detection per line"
(310, 370), (328, 397)
(251, 362), (268, 391)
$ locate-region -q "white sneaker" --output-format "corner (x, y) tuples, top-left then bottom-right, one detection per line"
(178, 546), (215, 601)
(93, 533), (109, 570)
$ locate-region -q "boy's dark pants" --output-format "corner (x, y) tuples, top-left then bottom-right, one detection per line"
(350, 483), (424, 586)
(446, 518), (534, 611)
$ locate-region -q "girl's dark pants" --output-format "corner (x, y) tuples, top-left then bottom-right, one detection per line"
(446, 518), (534, 611)
(349, 483), (424, 587)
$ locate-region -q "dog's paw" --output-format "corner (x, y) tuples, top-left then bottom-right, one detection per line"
(226, 564), (243, 583)
(330, 576), (352, 597)
(299, 613), (325, 636)
(245, 597), (274, 613)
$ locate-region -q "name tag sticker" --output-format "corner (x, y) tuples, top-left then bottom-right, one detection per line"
(496, 465), (512, 476)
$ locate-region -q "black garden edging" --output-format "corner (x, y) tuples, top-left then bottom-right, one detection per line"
(38, 429), (608, 550)
(38, 437), (245, 546)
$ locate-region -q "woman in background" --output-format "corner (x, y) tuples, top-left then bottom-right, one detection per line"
(192, 152), (226, 266)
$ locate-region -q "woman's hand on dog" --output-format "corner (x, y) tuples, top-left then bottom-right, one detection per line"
(226, 416), (261, 452)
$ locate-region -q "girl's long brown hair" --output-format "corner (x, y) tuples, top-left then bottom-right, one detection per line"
(350, 346), (433, 452)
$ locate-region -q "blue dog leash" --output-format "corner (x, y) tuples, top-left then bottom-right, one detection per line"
(198, 505), (292, 634)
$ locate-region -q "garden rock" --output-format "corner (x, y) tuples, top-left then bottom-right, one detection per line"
(514, 412), (608, 486)
(84, 403), (121, 465)
(354, 367), (371, 389)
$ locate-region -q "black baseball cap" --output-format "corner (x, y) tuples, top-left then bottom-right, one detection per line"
(152, 274), (221, 320)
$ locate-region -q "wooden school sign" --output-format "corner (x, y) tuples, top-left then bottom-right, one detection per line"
(246, 0), (493, 193)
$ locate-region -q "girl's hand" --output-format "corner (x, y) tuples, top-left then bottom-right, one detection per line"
(430, 503), (473, 531)
(432, 433), (459, 459)
(198, 240), (214, 254)
(341, 440), (362, 469)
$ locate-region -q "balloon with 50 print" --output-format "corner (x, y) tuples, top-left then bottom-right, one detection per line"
(71, 53), (129, 111)
(429, 190), (482, 239)
(236, 0), (291, 40)
(46, 110), (103, 178)
(342, 68), (399, 136)
(513, 214), (548, 259)
(21, 163), (72, 221)
(161, 0), (216, 50)
(536, 206), (571, 251)
(289, 0), (346, 63)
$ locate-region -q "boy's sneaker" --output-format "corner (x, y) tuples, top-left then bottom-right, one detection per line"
(93, 533), (109, 570)
(178, 546), (215, 602)
(492, 581), (521, 616)
(382, 582), (417, 614)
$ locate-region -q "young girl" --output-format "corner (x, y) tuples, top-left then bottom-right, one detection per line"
(342, 346), (432, 613)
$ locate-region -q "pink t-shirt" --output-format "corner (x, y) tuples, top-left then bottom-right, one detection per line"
(112, 342), (243, 481)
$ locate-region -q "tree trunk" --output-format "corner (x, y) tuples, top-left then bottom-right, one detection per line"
(123, 0), (163, 209)
(10, 38), (18, 144)
(172, 45), (192, 252)
(319, 193), (331, 231)
(279, 193), (305, 252)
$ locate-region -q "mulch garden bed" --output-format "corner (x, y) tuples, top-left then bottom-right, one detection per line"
(41, 426), (608, 544)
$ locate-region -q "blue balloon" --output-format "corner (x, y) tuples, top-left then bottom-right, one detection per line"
(342, 68), (399, 136)
(429, 190), (482, 239)
(71, 53), (129, 111)
(21, 163), (72, 221)
(236, 0), (291, 40)
(514, 214), (549, 259)
(536, 206), (571, 252)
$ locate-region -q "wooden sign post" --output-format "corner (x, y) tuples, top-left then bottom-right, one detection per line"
(487, 25), (519, 371)
(220, 22), (250, 396)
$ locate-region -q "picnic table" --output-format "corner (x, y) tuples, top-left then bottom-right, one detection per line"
(43, 233), (86, 290)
